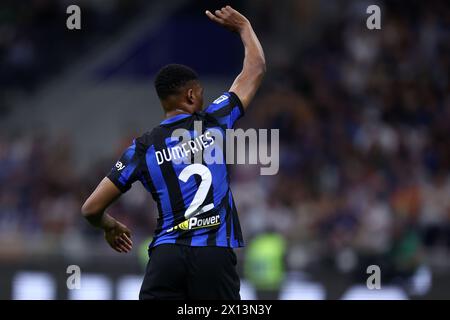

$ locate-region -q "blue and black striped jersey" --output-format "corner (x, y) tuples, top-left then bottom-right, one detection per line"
(107, 92), (245, 248)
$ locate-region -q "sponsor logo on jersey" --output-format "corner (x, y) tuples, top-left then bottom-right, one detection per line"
(115, 161), (125, 171)
(213, 94), (229, 104)
(167, 214), (220, 232)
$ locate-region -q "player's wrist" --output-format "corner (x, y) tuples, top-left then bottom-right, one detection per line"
(238, 21), (251, 35)
(100, 213), (117, 231)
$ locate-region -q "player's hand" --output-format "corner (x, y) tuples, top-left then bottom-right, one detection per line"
(205, 6), (250, 34)
(103, 219), (133, 253)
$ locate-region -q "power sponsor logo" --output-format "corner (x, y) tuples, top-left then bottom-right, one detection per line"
(167, 214), (220, 233)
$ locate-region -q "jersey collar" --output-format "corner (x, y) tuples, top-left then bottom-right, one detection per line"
(160, 113), (191, 125)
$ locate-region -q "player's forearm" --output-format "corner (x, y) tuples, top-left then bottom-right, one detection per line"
(81, 177), (122, 229)
(83, 211), (117, 231)
(81, 202), (116, 230)
(239, 23), (266, 79)
(206, 6), (265, 108)
(230, 23), (266, 108)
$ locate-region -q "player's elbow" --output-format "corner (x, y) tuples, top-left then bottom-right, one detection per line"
(249, 60), (266, 84)
(259, 58), (267, 75)
(245, 55), (266, 78)
(252, 58), (266, 77)
(81, 201), (92, 218)
(81, 199), (100, 218)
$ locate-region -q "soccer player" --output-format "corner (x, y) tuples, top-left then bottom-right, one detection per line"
(81, 5), (265, 300)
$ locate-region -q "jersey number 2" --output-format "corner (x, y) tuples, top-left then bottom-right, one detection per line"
(178, 164), (214, 219)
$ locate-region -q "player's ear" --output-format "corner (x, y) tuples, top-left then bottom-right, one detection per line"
(187, 88), (195, 104)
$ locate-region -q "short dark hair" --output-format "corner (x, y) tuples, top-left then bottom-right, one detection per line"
(154, 64), (198, 100)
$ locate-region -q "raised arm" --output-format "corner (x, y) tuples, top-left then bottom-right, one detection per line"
(206, 6), (266, 110)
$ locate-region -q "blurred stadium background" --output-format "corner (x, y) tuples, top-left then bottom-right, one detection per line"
(1, 0), (449, 299)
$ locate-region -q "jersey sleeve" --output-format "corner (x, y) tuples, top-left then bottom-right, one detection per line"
(107, 140), (141, 193)
(204, 92), (245, 129)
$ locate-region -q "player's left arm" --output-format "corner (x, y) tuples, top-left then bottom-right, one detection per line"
(81, 178), (133, 253)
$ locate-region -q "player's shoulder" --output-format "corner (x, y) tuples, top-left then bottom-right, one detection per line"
(212, 92), (233, 105)
(204, 91), (243, 114)
(135, 129), (158, 147)
(134, 126), (170, 149)
(205, 92), (233, 109)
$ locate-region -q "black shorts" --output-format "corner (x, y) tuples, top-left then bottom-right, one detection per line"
(139, 244), (241, 300)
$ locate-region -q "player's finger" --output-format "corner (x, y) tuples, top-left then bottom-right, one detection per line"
(223, 6), (232, 14)
(117, 243), (129, 253)
(106, 239), (121, 252)
(112, 245), (123, 253)
(115, 235), (129, 246)
(118, 236), (132, 250)
(225, 5), (235, 13)
(215, 9), (227, 19)
(114, 239), (127, 251)
(205, 10), (224, 24)
(121, 234), (133, 246)
(121, 232), (132, 243)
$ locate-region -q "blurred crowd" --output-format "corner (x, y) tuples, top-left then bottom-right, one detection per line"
(0, 0), (152, 249)
(0, 0), (144, 114)
(0, 131), (155, 241)
(236, 0), (450, 279)
(1, 0), (449, 283)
